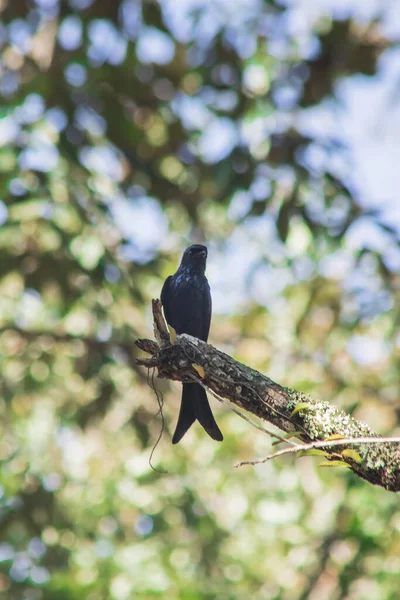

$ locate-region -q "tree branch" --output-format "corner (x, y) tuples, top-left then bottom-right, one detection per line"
(135, 300), (400, 492)
(235, 437), (400, 467)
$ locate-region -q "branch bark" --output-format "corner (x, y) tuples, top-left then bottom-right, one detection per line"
(136, 300), (400, 493)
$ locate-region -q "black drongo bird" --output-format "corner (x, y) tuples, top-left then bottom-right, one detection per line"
(161, 244), (223, 444)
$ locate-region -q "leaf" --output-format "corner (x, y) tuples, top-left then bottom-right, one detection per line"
(341, 449), (363, 464)
(168, 325), (177, 344)
(319, 460), (351, 469)
(325, 434), (347, 441)
(298, 449), (329, 458)
(9, 199), (50, 221)
(192, 364), (205, 378)
(70, 235), (104, 270)
(290, 403), (311, 417)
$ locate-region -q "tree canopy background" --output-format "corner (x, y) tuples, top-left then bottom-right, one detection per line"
(0, 0), (400, 598)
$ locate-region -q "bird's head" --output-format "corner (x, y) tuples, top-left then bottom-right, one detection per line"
(180, 244), (208, 271)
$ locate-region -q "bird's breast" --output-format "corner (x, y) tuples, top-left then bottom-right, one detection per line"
(174, 271), (207, 291)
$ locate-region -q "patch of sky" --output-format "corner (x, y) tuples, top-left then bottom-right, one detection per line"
(58, 15), (83, 50)
(30, 566), (50, 585)
(337, 68), (400, 228)
(46, 107), (68, 132)
(33, 0), (59, 18)
(293, 8), (400, 233)
(28, 539), (46, 560)
(272, 85), (300, 110)
(120, 0), (142, 40)
(110, 195), (168, 264)
(136, 26), (175, 65)
(105, 264), (121, 284)
(251, 263), (294, 306)
(75, 107), (106, 136)
(197, 117), (237, 163)
(96, 320), (112, 342)
(171, 94), (211, 130)
(79, 146), (124, 182)
(64, 62), (87, 86)
(292, 256), (315, 282)
(0, 543), (14, 562)
(69, 0), (95, 12)
(161, 0), (220, 46)
(296, 143), (329, 176)
(250, 175), (271, 201)
(224, 28), (258, 60)
(209, 214), (285, 313)
(342, 253), (394, 319)
(347, 334), (390, 366)
(162, 0), (262, 54)
(228, 190), (253, 222)
(87, 19), (127, 65)
(15, 289), (44, 329)
(0, 116), (19, 146)
(160, 0), (197, 43)
(8, 19), (32, 54)
(0, 201), (8, 226)
(319, 249), (355, 280)
(382, 1), (400, 38)
(9, 553), (32, 582)
(298, 50), (400, 234)
(134, 515), (154, 536)
(383, 246), (400, 273)
(345, 217), (395, 254)
(35, 0), (59, 8)
(15, 94), (45, 125)
(19, 143), (59, 173)
(56, 426), (90, 478)
(280, 0), (394, 29)
(208, 89), (238, 113)
(298, 99), (338, 141)
(1, 71), (19, 96)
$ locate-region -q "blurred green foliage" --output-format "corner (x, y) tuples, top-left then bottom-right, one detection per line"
(0, 0), (399, 598)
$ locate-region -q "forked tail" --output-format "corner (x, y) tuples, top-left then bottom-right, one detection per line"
(172, 383), (223, 444)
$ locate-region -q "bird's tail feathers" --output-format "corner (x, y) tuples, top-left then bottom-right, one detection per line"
(193, 384), (223, 442)
(172, 383), (196, 444)
(172, 383), (223, 444)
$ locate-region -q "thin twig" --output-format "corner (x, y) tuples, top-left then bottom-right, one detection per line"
(235, 436), (400, 467)
(147, 368), (168, 474)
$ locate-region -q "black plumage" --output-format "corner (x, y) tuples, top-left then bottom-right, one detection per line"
(161, 244), (223, 444)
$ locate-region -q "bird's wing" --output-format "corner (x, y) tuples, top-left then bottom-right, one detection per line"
(200, 280), (212, 342)
(160, 275), (173, 323)
(161, 273), (212, 340)
(161, 273), (190, 333)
